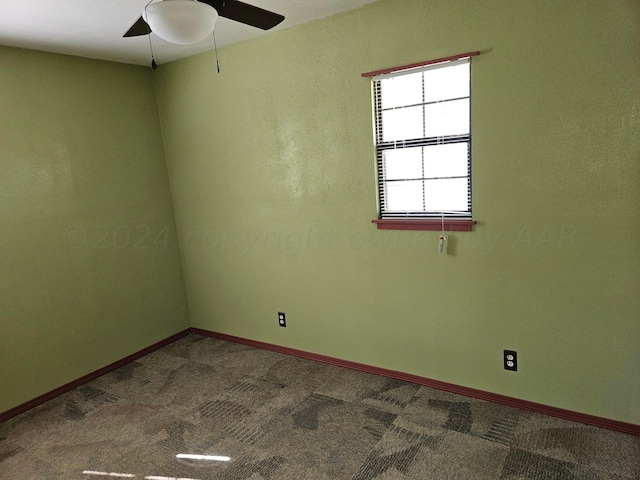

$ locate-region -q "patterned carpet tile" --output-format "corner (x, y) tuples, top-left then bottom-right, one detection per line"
(352, 424), (442, 479)
(1, 335), (639, 480)
(510, 414), (640, 479)
(314, 367), (399, 404)
(408, 430), (510, 480)
(255, 394), (397, 478)
(498, 447), (633, 480)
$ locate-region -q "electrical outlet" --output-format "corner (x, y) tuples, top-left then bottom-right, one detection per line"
(278, 312), (286, 328)
(504, 350), (517, 371)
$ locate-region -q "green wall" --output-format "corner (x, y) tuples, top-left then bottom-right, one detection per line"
(154, 0), (640, 424)
(0, 47), (190, 413)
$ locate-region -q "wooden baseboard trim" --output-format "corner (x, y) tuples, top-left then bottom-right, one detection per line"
(3, 326), (637, 436)
(191, 328), (640, 436)
(0, 329), (191, 424)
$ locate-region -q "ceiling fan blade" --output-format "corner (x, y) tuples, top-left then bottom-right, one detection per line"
(203, 0), (284, 30)
(122, 1), (284, 38)
(123, 16), (151, 37)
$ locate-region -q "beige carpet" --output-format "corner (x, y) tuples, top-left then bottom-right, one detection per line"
(1, 334), (638, 479)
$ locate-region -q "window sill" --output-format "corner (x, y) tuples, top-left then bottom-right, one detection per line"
(372, 219), (477, 231)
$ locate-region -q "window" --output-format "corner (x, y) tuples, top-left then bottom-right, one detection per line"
(363, 52), (479, 231)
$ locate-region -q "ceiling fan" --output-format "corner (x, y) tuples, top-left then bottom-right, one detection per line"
(124, 0), (285, 40)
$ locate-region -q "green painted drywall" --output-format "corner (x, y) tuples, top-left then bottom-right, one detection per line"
(0, 47), (189, 413)
(154, 0), (640, 424)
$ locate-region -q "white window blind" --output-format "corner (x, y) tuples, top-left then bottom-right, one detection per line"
(372, 56), (474, 219)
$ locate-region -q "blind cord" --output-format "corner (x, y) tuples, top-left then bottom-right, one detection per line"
(438, 111), (446, 255)
(440, 214), (446, 254)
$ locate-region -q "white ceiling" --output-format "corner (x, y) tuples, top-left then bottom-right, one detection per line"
(0, 0), (378, 67)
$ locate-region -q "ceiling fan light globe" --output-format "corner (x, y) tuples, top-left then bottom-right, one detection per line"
(145, 0), (218, 45)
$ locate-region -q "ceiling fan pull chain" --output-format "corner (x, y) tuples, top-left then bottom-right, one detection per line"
(144, 1), (158, 69)
(212, 28), (220, 73)
(148, 34), (157, 70)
